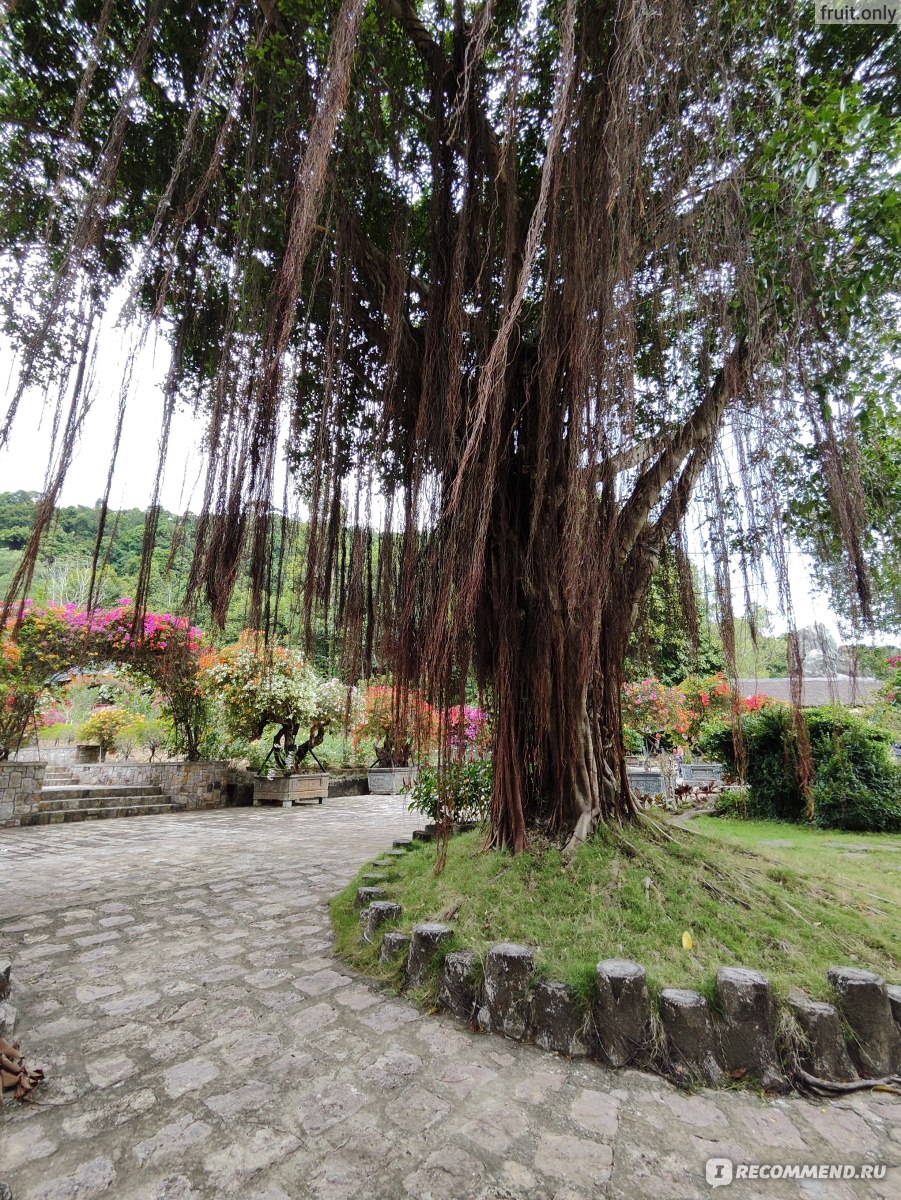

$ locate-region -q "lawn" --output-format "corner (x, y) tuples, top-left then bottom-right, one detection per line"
(331, 814), (900, 1004)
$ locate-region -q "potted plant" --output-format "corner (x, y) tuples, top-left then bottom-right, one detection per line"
(201, 634), (360, 806)
(353, 684), (438, 794)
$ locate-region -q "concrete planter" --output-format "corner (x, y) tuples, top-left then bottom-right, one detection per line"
(367, 766), (419, 795)
(253, 772), (330, 807)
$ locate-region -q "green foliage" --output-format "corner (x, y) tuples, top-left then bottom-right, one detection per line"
(702, 704), (901, 831)
(813, 730), (901, 832)
(80, 707), (139, 756)
(407, 759), (493, 825)
(712, 787), (749, 819)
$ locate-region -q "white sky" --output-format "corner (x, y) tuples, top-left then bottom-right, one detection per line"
(0, 324), (855, 644)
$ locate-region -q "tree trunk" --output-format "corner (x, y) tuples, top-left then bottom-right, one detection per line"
(477, 433), (639, 851)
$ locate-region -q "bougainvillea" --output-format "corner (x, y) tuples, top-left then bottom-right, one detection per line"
(445, 704), (492, 758)
(0, 601), (205, 759)
(620, 679), (689, 741)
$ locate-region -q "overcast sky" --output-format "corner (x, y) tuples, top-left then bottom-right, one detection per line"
(0, 322), (852, 644)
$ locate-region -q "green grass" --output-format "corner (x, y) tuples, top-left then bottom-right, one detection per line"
(332, 815), (900, 1004)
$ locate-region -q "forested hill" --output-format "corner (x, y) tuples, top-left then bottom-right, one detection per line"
(0, 490), (252, 638)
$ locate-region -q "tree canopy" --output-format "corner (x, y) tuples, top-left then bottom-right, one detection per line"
(1, 0), (899, 847)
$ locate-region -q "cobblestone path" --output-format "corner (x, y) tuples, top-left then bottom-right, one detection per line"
(0, 801), (898, 1200)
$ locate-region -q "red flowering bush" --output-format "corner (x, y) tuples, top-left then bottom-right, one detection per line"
(353, 685), (439, 767)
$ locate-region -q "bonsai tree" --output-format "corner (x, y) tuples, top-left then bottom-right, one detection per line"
(201, 634), (360, 773)
(354, 685), (438, 769)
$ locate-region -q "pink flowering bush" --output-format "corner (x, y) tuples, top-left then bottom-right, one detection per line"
(0, 601), (206, 760)
(445, 704), (492, 758)
(621, 678), (689, 740)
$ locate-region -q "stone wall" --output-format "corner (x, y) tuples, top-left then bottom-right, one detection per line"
(12, 745), (82, 765)
(0, 761), (255, 826)
(0, 762), (47, 826)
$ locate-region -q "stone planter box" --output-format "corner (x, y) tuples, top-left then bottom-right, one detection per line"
(367, 766), (419, 795)
(253, 772), (330, 807)
(76, 744), (101, 764)
(627, 768), (665, 797)
(682, 761), (724, 783)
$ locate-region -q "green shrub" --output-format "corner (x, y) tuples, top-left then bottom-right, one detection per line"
(622, 724), (644, 754)
(700, 705), (900, 831)
(813, 730), (901, 832)
(407, 759), (493, 824)
(713, 786), (749, 819)
(696, 717), (735, 767)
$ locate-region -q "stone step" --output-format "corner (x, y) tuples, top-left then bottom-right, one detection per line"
(18, 802), (186, 826)
(40, 784), (165, 802)
(39, 791), (165, 813)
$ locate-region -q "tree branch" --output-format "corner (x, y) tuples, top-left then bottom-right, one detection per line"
(615, 339), (749, 558)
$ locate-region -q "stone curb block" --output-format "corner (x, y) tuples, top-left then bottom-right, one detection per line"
(593, 959), (653, 1069)
(477, 943), (534, 1040)
(531, 980), (591, 1058)
(438, 950), (480, 1020)
(406, 923), (454, 988)
(827, 966), (901, 1077)
(659, 987), (724, 1086)
(787, 993), (858, 1082)
(354, 886), (387, 911)
(716, 966), (784, 1089)
(362, 901), (402, 943)
(380, 931), (411, 964)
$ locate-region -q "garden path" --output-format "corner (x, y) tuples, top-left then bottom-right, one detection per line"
(0, 801), (898, 1200)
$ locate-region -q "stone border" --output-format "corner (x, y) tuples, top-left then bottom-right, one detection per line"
(354, 838), (901, 1091)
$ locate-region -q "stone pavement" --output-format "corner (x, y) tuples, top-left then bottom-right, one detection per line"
(0, 800), (898, 1200)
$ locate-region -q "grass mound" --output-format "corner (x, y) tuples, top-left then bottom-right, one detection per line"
(332, 815), (900, 1003)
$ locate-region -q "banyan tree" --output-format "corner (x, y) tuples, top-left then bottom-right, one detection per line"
(0, 2), (899, 848)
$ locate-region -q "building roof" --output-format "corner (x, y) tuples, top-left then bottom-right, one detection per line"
(736, 677), (883, 707)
